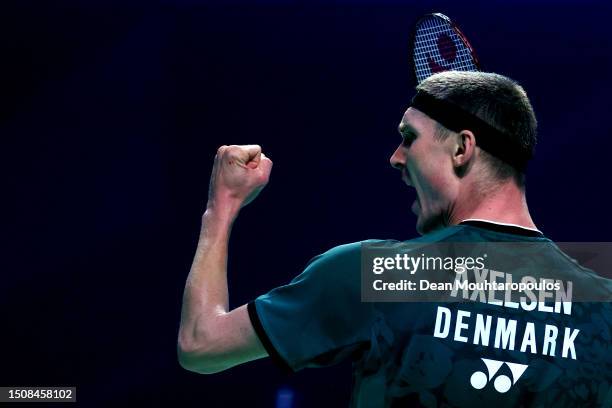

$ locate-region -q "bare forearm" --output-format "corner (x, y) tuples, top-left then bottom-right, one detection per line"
(178, 206), (238, 352)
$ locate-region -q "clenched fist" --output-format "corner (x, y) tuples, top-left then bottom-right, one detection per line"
(207, 144), (273, 215)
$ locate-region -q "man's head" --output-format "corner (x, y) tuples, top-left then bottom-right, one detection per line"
(389, 71), (537, 235)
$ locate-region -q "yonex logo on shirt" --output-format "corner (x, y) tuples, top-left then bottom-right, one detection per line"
(470, 358), (528, 393)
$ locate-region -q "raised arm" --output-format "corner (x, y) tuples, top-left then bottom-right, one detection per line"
(177, 144), (273, 374)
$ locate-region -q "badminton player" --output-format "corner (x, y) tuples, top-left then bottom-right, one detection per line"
(178, 71), (612, 407)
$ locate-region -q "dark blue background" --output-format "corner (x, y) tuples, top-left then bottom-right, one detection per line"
(3, 1), (611, 406)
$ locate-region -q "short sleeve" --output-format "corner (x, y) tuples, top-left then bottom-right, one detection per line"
(248, 240), (383, 372)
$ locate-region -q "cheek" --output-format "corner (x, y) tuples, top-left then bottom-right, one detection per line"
(414, 158), (452, 203)
(427, 169), (452, 193)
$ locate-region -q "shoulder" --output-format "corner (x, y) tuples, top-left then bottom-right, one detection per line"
(312, 239), (392, 262)
(311, 228), (468, 267)
(298, 227), (475, 283)
(315, 227), (467, 261)
(298, 239), (394, 285)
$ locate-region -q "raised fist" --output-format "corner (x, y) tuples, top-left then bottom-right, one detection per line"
(207, 144), (273, 213)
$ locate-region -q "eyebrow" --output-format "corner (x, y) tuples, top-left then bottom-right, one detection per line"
(398, 122), (419, 138)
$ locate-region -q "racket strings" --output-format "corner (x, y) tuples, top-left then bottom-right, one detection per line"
(413, 17), (478, 83)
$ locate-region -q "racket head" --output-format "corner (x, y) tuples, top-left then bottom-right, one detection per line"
(410, 13), (481, 84)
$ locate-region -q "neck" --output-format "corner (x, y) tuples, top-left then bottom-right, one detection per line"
(449, 179), (537, 230)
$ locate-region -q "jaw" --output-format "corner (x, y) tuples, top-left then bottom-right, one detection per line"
(403, 169), (450, 235)
(414, 201), (450, 235)
(416, 214), (443, 235)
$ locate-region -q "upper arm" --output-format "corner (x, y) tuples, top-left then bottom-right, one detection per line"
(249, 242), (378, 372)
(177, 304), (268, 374)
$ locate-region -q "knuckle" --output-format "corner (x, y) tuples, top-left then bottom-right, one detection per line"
(227, 149), (240, 159)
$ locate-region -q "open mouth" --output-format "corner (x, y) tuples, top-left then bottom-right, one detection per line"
(402, 170), (420, 215)
(401, 169), (412, 187)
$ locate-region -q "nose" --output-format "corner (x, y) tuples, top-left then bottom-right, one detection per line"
(389, 144), (405, 171)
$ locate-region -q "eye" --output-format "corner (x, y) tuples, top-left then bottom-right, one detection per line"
(401, 132), (416, 147)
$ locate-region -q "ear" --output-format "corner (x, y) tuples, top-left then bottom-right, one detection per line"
(453, 130), (477, 168)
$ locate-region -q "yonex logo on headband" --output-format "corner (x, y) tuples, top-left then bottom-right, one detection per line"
(410, 91), (532, 171)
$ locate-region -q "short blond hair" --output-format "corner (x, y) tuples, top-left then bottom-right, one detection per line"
(417, 71), (537, 187)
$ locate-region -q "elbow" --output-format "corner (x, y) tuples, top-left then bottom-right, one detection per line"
(177, 336), (225, 375)
(177, 341), (201, 373)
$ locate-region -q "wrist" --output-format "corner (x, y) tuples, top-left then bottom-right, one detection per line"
(204, 201), (240, 224)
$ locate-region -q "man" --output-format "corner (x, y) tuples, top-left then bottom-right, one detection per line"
(178, 71), (611, 407)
